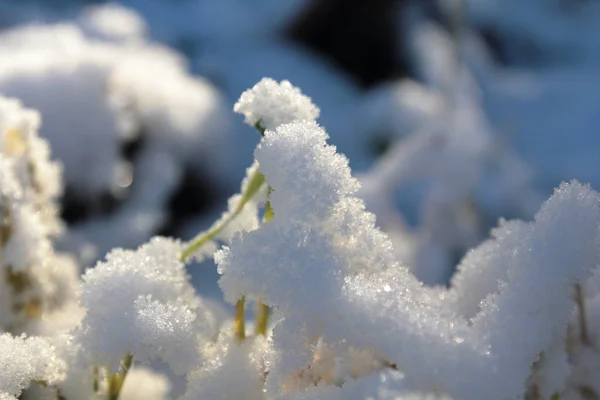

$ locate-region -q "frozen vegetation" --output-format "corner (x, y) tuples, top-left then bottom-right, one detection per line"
(0, 1), (600, 399)
(0, 75), (599, 399)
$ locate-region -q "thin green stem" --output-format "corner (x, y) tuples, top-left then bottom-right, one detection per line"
(92, 366), (99, 394)
(255, 299), (270, 336)
(256, 184), (274, 336)
(107, 372), (122, 400)
(180, 121), (268, 262)
(253, 122), (266, 136)
(106, 353), (134, 400)
(234, 296), (246, 341)
(179, 171), (265, 261)
(264, 186), (274, 222)
(121, 353), (134, 377)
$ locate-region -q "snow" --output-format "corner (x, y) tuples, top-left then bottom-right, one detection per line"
(77, 237), (209, 372)
(0, 334), (66, 398)
(234, 78), (320, 131)
(1, 1), (600, 398)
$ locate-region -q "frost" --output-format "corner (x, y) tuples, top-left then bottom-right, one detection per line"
(217, 114), (600, 399)
(217, 121), (383, 304)
(0, 155), (51, 274)
(0, 334), (66, 398)
(337, 181), (600, 399)
(0, 97), (62, 234)
(2, 69), (600, 399)
(0, 96), (79, 334)
(446, 219), (531, 319)
(133, 296), (201, 374)
(183, 335), (269, 400)
(234, 78), (320, 131)
(77, 237), (210, 372)
(257, 121), (360, 219)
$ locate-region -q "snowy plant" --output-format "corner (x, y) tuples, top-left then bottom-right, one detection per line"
(358, 20), (543, 285)
(0, 7), (232, 263)
(0, 334), (67, 399)
(2, 76), (600, 400)
(0, 97), (80, 335)
(234, 78), (320, 132)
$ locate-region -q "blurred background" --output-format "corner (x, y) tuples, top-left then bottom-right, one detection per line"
(0, 0), (598, 300)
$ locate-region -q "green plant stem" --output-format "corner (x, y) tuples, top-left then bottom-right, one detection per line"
(256, 122), (274, 223)
(264, 186), (274, 222)
(253, 122), (266, 136)
(256, 184), (274, 336)
(107, 373), (121, 400)
(234, 296), (246, 341)
(180, 121), (270, 262)
(121, 353), (134, 376)
(179, 171), (265, 261)
(107, 353), (134, 400)
(255, 299), (270, 336)
(92, 366), (99, 394)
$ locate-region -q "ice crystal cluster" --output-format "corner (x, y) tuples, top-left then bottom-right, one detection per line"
(2, 76), (600, 400)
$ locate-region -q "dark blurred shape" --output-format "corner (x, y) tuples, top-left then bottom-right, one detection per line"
(61, 120), (220, 235)
(61, 186), (120, 224)
(61, 122), (145, 225)
(368, 131), (395, 157)
(479, 27), (510, 65)
(121, 128), (146, 162)
(559, 0), (595, 13)
(478, 28), (545, 67)
(288, 0), (412, 88)
(159, 167), (220, 237)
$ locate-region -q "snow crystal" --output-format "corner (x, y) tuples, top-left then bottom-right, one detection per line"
(77, 237), (209, 372)
(447, 219), (532, 319)
(183, 335), (269, 400)
(234, 78), (320, 131)
(0, 150), (77, 333)
(0, 97), (62, 233)
(217, 107), (600, 400)
(0, 334), (65, 398)
(134, 295), (201, 374)
(256, 121), (359, 219)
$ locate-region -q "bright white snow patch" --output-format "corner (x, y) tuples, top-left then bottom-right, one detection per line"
(234, 78), (320, 131)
